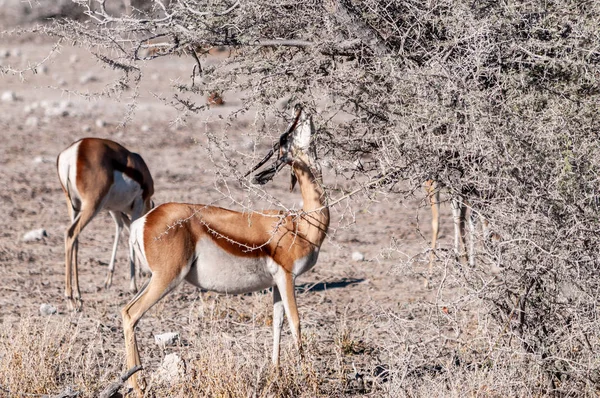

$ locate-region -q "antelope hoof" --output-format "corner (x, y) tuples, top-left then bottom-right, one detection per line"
(129, 375), (146, 398)
(104, 274), (113, 289)
(129, 281), (138, 294)
(423, 276), (431, 289)
(67, 297), (83, 312)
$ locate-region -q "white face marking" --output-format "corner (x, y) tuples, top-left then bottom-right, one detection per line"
(184, 238), (275, 294)
(103, 171), (143, 213)
(293, 114), (313, 151)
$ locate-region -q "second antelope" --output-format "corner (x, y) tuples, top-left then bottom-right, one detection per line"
(425, 179), (499, 279)
(57, 138), (154, 311)
(121, 105), (329, 396)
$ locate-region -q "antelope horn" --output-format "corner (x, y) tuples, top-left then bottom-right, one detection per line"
(244, 105), (304, 180)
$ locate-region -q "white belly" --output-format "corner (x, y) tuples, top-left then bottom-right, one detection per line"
(185, 238), (275, 294)
(103, 171), (143, 212)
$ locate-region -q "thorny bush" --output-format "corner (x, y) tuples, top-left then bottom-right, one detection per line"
(27, 0), (600, 394)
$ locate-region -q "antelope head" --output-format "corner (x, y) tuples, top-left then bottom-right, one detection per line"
(246, 104), (317, 190)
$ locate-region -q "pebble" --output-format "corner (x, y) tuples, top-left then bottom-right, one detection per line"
(79, 72), (99, 84)
(23, 228), (48, 242)
(25, 116), (39, 127)
(40, 303), (57, 315)
(1, 91), (17, 102)
(351, 251), (365, 262)
(154, 332), (180, 347)
(155, 353), (185, 382)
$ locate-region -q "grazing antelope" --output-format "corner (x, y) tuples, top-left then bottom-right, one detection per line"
(57, 138), (154, 311)
(121, 105), (329, 396)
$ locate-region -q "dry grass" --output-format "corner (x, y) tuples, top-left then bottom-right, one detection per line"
(0, 286), (392, 397)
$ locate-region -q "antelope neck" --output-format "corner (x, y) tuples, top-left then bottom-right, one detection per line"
(292, 160), (329, 246)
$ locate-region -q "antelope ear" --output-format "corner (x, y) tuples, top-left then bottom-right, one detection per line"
(289, 171), (297, 192)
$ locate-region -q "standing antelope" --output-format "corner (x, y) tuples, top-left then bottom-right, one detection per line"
(57, 138), (154, 311)
(121, 105), (329, 396)
(425, 180), (498, 278)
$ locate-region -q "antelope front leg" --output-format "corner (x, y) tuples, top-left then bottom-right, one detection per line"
(275, 271), (303, 360)
(272, 286), (285, 367)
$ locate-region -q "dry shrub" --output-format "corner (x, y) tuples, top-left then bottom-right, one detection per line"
(15, 0), (600, 395)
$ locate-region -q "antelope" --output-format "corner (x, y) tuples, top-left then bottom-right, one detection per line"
(425, 179), (498, 279)
(121, 105), (329, 396)
(57, 138), (154, 311)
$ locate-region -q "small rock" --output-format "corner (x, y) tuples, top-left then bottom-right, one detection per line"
(33, 156), (52, 164)
(44, 106), (69, 117)
(35, 64), (48, 74)
(351, 251), (365, 262)
(79, 72), (99, 84)
(2, 91), (17, 102)
(154, 332), (180, 347)
(23, 228), (48, 242)
(40, 303), (57, 315)
(11, 48), (21, 57)
(95, 119), (106, 128)
(141, 125), (150, 133)
(25, 116), (39, 127)
(155, 353), (185, 383)
(0, 49), (9, 58)
(69, 54), (79, 64)
(81, 124), (91, 133)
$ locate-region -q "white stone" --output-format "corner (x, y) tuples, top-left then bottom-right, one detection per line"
(141, 125), (150, 132)
(155, 353), (185, 383)
(11, 48), (21, 57)
(25, 116), (39, 127)
(69, 54), (79, 64)
(36, 64), (48, 74)
(95, 119), (106, 128)
(44, 106), (69, 117)
(1, 91), (16, 102)
(79, 72), (99, 84)
(23, 228), (48, 242)
(0, 49), (9, 58)
(81, 125), (91, 133)
(351, 251), (365, 262)
(154, 332), (180, 347)
(39, 303), (58, 316)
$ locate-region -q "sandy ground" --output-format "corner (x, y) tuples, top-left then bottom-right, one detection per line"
(0, 35), (461, 396)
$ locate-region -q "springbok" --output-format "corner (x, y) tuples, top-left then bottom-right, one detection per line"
(425, 179), (498, 277)
(121, 105), (329, 396)
(57, 138), (154, 311)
